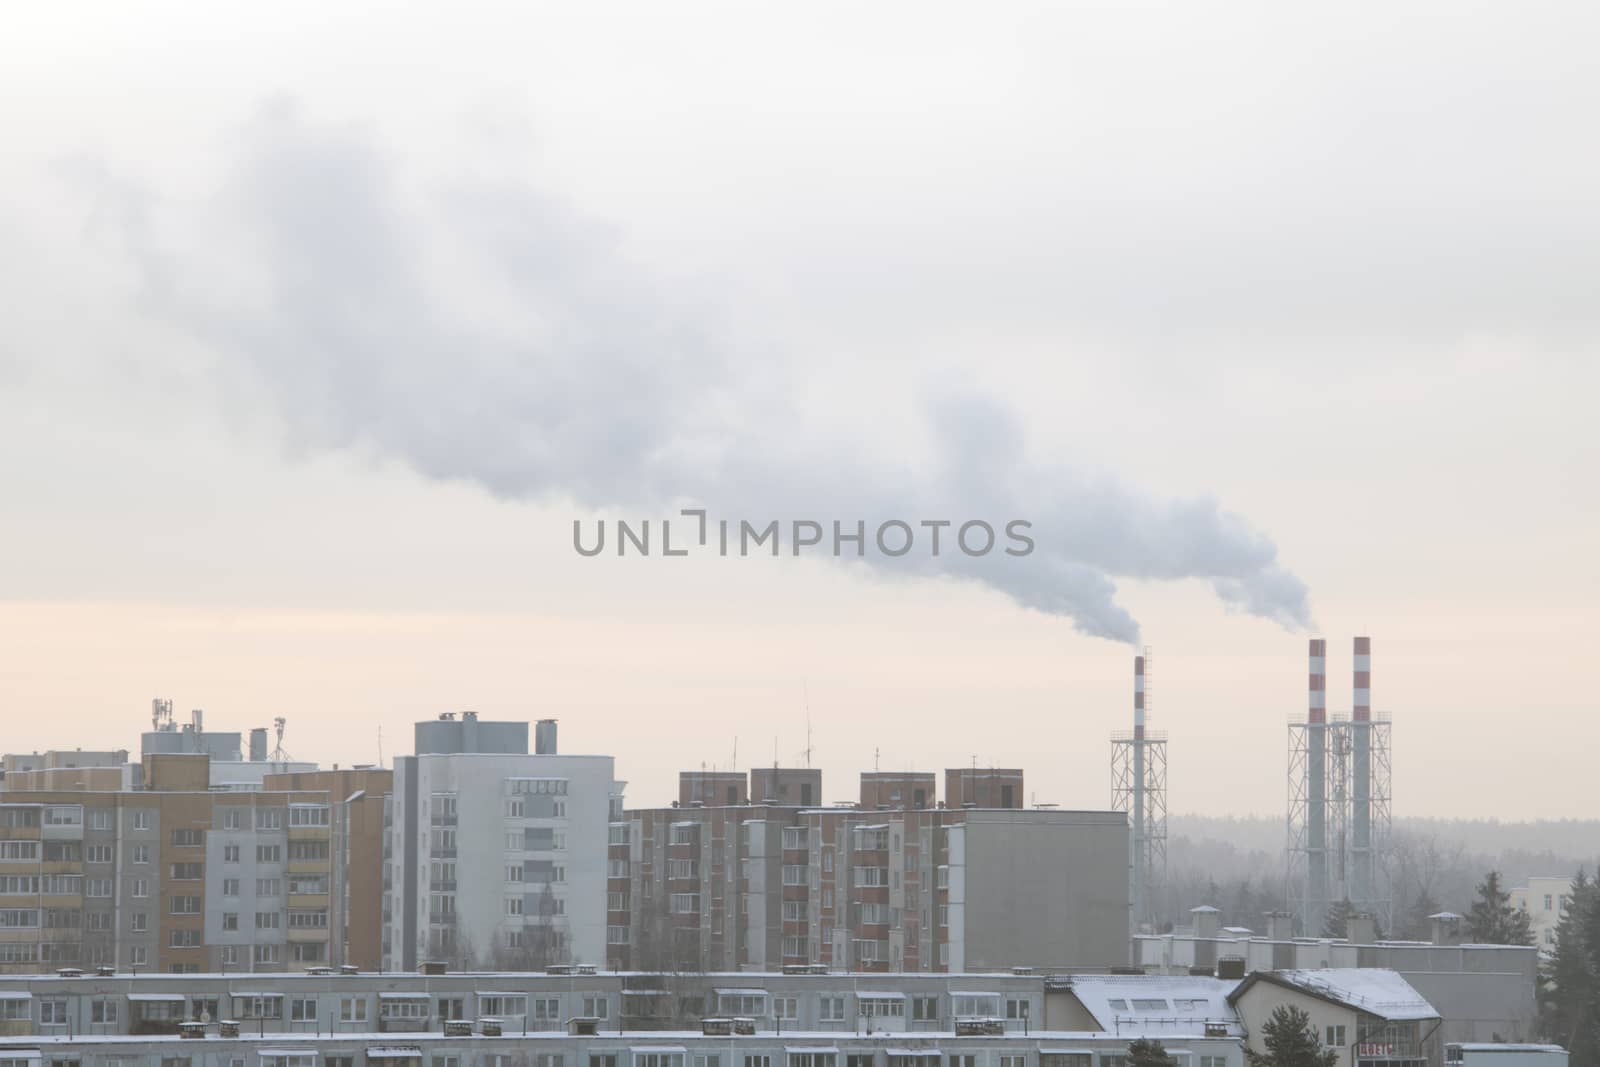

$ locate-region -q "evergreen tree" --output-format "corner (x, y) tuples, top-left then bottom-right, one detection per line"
(1127, 1039), (1178, 1067)
(1540, 870), (1595, 1060)
(1325, 899), (1354, 939)
(1245, 1005), (1340, 1067)
(1399, 888), (1441, 942)
(1468, 870), (1534, 946)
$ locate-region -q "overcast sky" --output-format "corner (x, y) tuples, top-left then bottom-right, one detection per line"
(1, 2), (1596, 818)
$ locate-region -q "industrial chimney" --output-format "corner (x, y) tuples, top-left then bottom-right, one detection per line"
(1351, 636), (1374, 913)
(1305, 638), (1329, 937)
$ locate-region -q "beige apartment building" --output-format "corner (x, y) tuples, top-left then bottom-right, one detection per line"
(0, 753), (389, 975)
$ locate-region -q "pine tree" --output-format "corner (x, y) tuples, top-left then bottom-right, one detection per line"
(1400, 888), (1441, 942)
(1325, 899), (1354, 939)
(1468, 870), (1534, 946)
(1540, 870), (1595, 1060)
(1128, 1039), (1178, 1067)
(1245, 1005), (1340, 1067)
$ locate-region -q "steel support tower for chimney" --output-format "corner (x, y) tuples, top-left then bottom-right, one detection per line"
(1112, 651), (1166, 935)
(1289, 636), (1393, 936)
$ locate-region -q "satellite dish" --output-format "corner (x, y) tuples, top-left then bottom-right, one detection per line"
(201, 1011), (212, 1023)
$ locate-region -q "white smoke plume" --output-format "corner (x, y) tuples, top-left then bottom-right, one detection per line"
(86, 101), (1312, 644)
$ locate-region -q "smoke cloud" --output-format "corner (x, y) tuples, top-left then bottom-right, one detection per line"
(92, 101), (1312, 644)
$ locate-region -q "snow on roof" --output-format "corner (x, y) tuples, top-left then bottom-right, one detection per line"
(1063, 975), (1242, 1036)
(365, 1048), (423, 1058)
(1451, 1045), (1566, 1053)
(1265, 970), (1437, 1021)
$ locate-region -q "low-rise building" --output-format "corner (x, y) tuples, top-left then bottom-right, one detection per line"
(1136, 913), (1537, 1046)
(1230, 969), (1441, 1067)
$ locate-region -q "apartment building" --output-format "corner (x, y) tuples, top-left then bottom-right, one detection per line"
(258, 768), (392, 972)
(0, 754), (375, 975)
(1509, 877), (1573, 952)
(0, 1020), (1247, 1067)
(385, 715), (619, 973)
(1, 752), (139, 793)
(615, 769), (1129, 975)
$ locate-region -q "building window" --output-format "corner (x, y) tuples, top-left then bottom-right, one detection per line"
(40, 999), (69, 1025)
(478, 995), (527, 1018)
(169, 895), (201, 915)
(170, 829), (203, 847)
(290, 806), (330, 827)
(637, 1056), (683, 1067)
(719, 994), (767, 1016)
(1326, 1026), (1346, 1048)
(290, 997), (317, 1022)
(773, 997), (799, 1021)
(223, 879), (241, 896)
(222, 913), (240, 931)
(1006, 998), (1030, 1020)
(582, 995), (610, 1020)
(258, 809), (282, 830)
(257, 845), (282, 864)
(224, 845), (241, 863)
(789, 1056), (835, 1067)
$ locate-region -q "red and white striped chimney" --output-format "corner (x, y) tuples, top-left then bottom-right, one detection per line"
(1353, 636), (1371, 722)
(1308, 638), (1327, 723)
(1134, 654), (1146, 739)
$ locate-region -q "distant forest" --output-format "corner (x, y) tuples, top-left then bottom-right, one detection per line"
(1152, 814), (1600, 937)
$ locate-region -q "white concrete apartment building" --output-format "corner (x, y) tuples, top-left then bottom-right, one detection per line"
(385, 715), (620, 973)
(1509, 877), (1573, 952)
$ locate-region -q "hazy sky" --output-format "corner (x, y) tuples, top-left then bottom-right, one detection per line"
(1, 3), (1596, 818)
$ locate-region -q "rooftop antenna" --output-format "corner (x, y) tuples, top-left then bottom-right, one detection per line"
(875, 747), (880, 772)
(731, 737), (738, 774)
(271, 717), (293, 762)
(377, 725), (383, 768)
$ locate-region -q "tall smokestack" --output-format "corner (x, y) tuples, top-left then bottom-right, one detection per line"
(1306, 638), (1328, 936)
(1132, 655), (1146, 933)
(1351, 636), (1373, 911)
